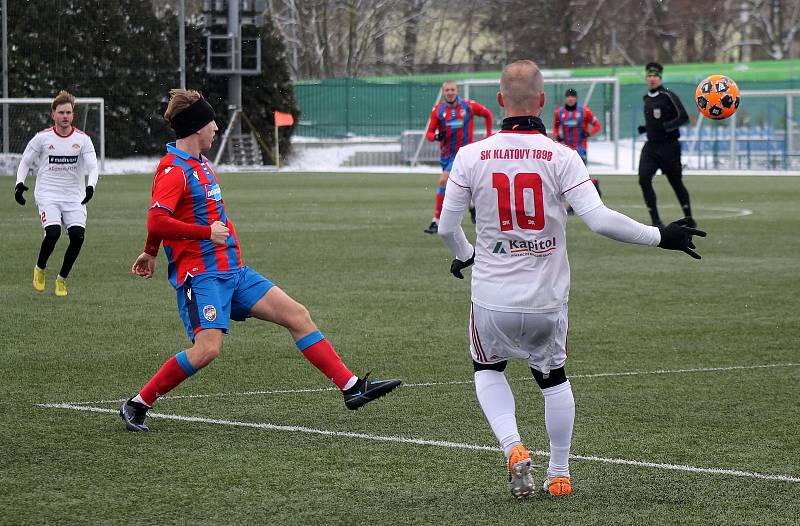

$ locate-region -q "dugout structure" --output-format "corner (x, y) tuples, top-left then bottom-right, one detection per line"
(403, 76), (621, 170)
(0, 97), (105, 175)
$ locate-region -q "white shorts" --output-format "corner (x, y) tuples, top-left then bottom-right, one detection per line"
(469, 303), (568, 374)
(37, 201), (87, 229)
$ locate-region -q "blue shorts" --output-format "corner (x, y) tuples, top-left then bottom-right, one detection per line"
(439, 156), (455, 172)
(175, 266), (274, 342)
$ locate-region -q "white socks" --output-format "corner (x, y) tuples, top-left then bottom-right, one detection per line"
(342, 375), (358, 391)
(474, 369), (575, 476)
(542, 380), (575, 478)
(474, 370), (521, 459)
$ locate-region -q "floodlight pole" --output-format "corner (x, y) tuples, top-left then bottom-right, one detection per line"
(2, 0), (8, 154)
(229, 0), (242, 135)
(179, 0), (186, 89)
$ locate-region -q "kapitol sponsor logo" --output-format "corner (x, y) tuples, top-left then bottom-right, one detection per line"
(493, 237), (558, 257)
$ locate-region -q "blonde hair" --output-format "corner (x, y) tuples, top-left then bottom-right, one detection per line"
(442, 80), (458, 89)
(164, 89), (203, 122)
(51, 90), (75, 111)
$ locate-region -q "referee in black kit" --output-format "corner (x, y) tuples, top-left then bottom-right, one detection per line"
(637, 62), (695, 227)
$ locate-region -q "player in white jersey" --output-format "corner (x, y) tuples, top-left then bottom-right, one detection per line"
(15, 90), (99, 297)
(438, 60), (706, 499)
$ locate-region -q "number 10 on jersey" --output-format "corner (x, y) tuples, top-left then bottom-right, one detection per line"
(492, 172), (545, 231)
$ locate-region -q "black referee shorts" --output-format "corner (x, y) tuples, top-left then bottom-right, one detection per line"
(638, 140), (682, 178)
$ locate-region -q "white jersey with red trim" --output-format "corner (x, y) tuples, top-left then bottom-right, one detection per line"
(16, 127), (98, 204)
(445, 128), (600, 313)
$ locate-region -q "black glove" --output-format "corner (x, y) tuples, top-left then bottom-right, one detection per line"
(637, 125), (646, 134)
(555, 135), (564, 143)
(433, 130), (443, 142)
(81, 185), (94, 205)
(658, 218), (707, 259)
(450, 250), (475, 279)
(14, 182), (28, 205)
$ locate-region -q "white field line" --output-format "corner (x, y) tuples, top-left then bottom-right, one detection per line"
(64, 362), (800, 406)
(37, 402), (800, 484)
(623, 204), (753, 218)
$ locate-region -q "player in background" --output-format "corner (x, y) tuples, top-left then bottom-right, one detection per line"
(423, 80), (493, 233)
(14, 90), (98, 297)
(120, 89), (401, 432)
(437, 60), (705, 499)
(553, 88), (601, 166)
(553, 88), (601, 213)
(636, 62), (693, 227)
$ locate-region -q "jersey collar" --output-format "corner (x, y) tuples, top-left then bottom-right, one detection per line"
(166, 142), (207, 163)
(52, 126), (75, 138)
(500, 115), (547, 134)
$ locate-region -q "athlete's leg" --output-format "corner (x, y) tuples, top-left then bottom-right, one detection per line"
(473, 360), (520, 457)
(37, 225), (61, 270)
(522, 308), (574, 494)
(531, 367), (575, 483)
(470, 304), (534, 498)
(36, 202), (63, 275)
(58, 225), (85, 279)
(133, 328), (222, 408)
(663, 142), (693, 220)
(638, 142), (662, 225)
(249, 286), (357, 389)
(434, 170), (449, 220)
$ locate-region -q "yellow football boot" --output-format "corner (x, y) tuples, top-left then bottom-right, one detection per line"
(55, 278), (68, 297)
(33, 266), (46, 292)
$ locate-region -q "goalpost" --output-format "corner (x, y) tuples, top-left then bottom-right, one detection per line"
(409, 76), (620, 169)
(0, 97), (105, 175)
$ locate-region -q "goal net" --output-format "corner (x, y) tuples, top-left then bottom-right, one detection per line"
(405, 76), (620, 169)
(0, 97), (105, 176)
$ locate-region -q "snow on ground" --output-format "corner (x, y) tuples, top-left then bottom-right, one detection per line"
(6, 137), (795, 176)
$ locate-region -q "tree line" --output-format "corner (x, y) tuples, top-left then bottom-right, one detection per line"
(262, 0), (800, 78)
(6, 0), (297, 157)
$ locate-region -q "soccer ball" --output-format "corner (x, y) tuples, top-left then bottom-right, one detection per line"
(695, 75), (740, 120)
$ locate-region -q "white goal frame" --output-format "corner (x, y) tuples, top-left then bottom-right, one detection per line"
(0, 97), (105, 173)
(411, 76), (620, 169)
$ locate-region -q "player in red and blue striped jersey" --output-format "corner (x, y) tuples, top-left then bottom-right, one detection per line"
(120, 89), (401, 432)
(554, 88), (602, 212)
(423, 81), (493, 233)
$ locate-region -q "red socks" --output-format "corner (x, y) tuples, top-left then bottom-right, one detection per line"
(136, 334), (353, 407)
(137, 351), (196, 406)
(434, 186), (446, 220)
(295, 331), (354, 389)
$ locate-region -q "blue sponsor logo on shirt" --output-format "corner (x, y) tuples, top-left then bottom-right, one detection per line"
(205, 183), (222, 201)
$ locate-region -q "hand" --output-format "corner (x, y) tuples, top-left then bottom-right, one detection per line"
(433, 131), (443, 142)
(555, 135), (564, 143)
(637, 125), (646, 134)
(210, 220), (230, 245)
(81, 186), (94, 205)
(658, 218), (707, 259)
(450, 250), (475, 279)
(14, 182), (28, 205)
(131, 252), (157, 279)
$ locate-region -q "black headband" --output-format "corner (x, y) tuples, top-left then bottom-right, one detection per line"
(645, 62), (663, 77)
(170, 98), (216, 139)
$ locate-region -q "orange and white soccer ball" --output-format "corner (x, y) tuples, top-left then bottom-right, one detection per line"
(695, 75), (740, 120)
